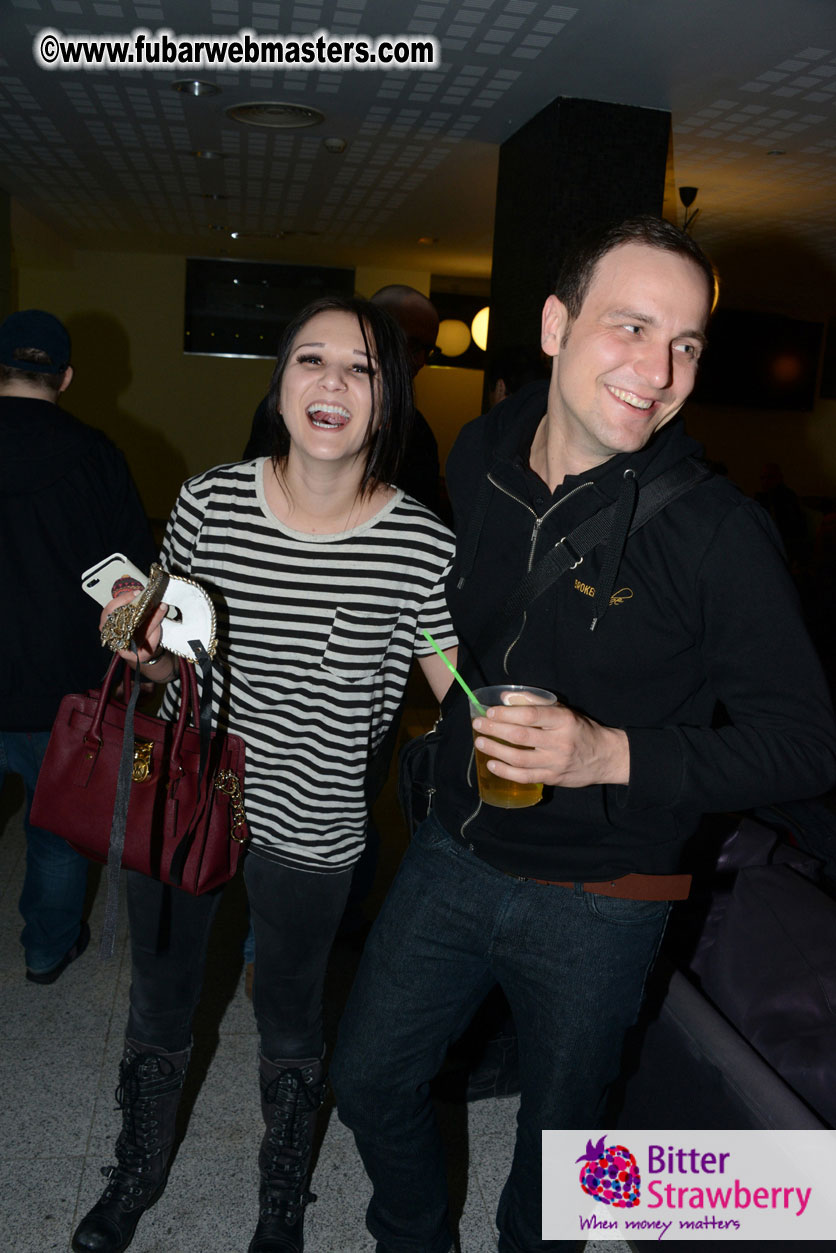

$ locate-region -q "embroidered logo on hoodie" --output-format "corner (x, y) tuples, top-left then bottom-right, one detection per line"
(574, 579), (633, 607)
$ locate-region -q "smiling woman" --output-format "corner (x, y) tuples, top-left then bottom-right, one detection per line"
(267, 296), (413, 507)
(70, 295), (458, 1253)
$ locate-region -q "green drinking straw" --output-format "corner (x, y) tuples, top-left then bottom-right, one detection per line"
(420, 627), (487, 714)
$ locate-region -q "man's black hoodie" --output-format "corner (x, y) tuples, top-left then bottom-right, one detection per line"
(1, 396), (156, 729)
(434, 383), (836, 881)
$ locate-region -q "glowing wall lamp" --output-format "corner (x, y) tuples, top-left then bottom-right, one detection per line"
(436, 319), (471, 357)
(471, 306), (490, 352)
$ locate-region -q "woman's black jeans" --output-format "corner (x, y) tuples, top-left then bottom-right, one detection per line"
(125, 853), (352, 1059)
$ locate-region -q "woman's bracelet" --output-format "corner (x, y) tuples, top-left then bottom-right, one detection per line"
(139, 649), (171, 677)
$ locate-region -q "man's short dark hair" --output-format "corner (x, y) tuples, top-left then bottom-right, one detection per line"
(554, 216), (717, 322)
(266, 296), (414, 497)
(0, 349), (65, 395)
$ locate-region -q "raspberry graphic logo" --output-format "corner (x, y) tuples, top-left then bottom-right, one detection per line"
(576, 1134), (641, 1208)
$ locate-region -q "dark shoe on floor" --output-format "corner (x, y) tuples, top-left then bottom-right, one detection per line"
(71, 1039), (189, 1253)
(249, 1056), (324, 1253)
(26, 920), (90, 985)
(248, 1186), (316, 1253)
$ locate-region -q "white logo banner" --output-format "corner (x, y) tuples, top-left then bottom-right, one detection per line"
(542, 1130), (836, 1241)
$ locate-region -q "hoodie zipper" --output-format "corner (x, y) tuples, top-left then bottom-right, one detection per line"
(458, 472), (594, 843)
(489, 473), (594, 674)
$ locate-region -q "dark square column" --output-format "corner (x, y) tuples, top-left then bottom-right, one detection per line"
(489, 98), (670, 357)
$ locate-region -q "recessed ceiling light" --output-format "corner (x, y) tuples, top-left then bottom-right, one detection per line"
(323, 136), (347, 154)
(172, 80), (220, 97)
(190, 149), (226, 160)
(226, 101), (325, 129)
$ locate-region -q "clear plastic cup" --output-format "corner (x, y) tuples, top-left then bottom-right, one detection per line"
(471, 685), (557, 809)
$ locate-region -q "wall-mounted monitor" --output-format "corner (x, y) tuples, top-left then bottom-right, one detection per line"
(692, 309), (824, 412)
(184, 258), (355, 358)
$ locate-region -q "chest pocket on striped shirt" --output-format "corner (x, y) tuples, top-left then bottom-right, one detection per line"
(321, 608), (400, 679)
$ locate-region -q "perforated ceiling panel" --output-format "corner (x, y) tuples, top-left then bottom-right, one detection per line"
(0, 0), (834, 284)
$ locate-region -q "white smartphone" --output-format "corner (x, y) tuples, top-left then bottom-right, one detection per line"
(81, 553), (149, 607)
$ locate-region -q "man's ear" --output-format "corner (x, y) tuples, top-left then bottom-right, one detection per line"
(58, 365), (73, 393)
(541, 295), (569, 359)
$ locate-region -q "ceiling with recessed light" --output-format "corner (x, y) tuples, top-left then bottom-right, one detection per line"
(1, 0), (835, 315)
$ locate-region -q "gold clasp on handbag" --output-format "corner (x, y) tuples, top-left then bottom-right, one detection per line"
(132, 740), (154, 783)
(214, 770), (248, 843)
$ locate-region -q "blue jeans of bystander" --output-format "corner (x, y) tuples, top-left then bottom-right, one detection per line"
(1, 729), (89, 972)
(331, 812), (669, 1253)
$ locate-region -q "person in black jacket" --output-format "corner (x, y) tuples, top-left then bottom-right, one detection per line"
(331, 218), (836, 1253)
(0, 309), (156, 983)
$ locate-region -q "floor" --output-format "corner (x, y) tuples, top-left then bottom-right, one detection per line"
(0, 719), (630, 1253)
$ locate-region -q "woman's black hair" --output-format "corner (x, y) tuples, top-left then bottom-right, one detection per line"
(265, 295), (414, 496)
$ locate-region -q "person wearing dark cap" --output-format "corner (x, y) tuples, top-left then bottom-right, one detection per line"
(0, 309), (156, 983)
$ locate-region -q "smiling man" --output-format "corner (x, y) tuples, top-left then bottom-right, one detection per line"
(331, 217), (836, 1253)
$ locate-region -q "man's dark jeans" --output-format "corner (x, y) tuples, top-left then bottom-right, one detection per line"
(331, 812), (669, 1253)
(1, 729), (89, 972)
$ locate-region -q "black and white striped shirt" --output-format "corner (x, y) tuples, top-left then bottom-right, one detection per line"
(161, 458), (456, 871)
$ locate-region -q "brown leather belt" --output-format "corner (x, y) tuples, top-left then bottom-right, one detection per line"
(527, 872), (692, 901)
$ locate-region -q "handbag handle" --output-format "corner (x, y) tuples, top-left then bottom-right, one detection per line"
(85, 653), (125, 745)
(170, 658), (200, 771)
(86, 652), (195, 769)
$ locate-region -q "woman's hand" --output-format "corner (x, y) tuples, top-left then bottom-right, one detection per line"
(100, 591), (168, 667)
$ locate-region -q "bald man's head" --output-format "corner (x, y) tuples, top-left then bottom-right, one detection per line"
(370, 285), (439, 377)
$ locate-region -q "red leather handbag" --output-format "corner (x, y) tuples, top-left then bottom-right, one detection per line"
(31, 651), (248, 952)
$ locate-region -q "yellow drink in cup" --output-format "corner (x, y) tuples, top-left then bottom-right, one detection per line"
(471, 685), (557, 809)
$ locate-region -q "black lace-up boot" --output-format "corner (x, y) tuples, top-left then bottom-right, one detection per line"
(71, 1038), (190, 1253)
(248, 1054), (325, 1253)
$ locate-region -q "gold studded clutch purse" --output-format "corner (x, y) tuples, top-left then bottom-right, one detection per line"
(31, 650), (248, 919)
(99, 562), (218, 662)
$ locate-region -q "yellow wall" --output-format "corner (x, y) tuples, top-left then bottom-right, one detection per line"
(414, 365), (484, 472)
(685, 398), (836, 500)
(12, 210), (477, 525)
(13, 212), (834, 524)
(15, 245), (272, 523)
(355, 267), (431, 299)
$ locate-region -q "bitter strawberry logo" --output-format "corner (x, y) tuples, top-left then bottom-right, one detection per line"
(576, 1135), (641, 1208)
